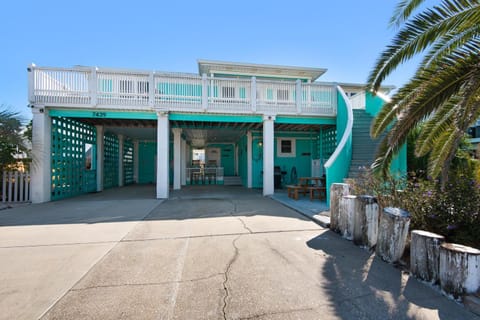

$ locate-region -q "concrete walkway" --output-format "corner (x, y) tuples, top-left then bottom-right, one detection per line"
(0, 185), (478, 319)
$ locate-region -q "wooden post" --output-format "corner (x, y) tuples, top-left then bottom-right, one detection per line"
(353, 195), (379, 249)
(376, 207), (410, 263)
(329, 183), (351, 233)
(339, 195), (356, 240)
(410, 230), (445, 283)
(439, 243), (480, 298)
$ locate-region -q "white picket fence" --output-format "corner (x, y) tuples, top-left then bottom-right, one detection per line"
(2, 171), (31, 203)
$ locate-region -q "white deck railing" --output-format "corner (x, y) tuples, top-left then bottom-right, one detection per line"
(2, 171), (31, 203)
(29, 66), (337, 116)
(350, 91), (366, 109)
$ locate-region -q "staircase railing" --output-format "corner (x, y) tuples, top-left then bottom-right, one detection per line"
(324, 86), (353, 203)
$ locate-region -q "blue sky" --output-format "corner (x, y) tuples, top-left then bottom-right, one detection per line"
(1, 0), (424, 121)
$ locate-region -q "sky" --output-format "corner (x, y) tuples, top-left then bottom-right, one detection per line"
(1, 0), (426, 122)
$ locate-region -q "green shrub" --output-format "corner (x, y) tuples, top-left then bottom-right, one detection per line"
(352, 170), (480, 249)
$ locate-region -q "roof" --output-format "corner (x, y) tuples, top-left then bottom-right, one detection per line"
(197, 59), (327, 81)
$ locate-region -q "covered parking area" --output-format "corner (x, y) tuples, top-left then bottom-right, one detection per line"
(31, 108), (335, 203)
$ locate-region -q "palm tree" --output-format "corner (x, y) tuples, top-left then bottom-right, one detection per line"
(367, 0), (480, 183)
(0, 106), (29, 169)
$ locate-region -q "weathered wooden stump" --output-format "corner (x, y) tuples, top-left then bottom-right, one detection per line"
(410, 230), (445, 283)
(339, 195), (356, 240)
(353, 195), (379, 249)
(329, 183), (351, 233)
(439, 243), (480, 298)
(376, 207), (410, 263)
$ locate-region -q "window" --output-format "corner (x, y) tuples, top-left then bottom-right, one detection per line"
(277, 138), (296, 157)
(222, 86), (235, 98)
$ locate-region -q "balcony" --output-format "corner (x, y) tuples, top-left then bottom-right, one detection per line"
(28, 66), (337, 117)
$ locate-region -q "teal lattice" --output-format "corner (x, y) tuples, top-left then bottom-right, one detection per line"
(51, 117), (96, 200)
(123, 139), (134, 185)
(103, 133), (119, 189)
(322, 126), (337, 158)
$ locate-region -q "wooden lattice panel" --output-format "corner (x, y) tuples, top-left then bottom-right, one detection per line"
(51, 117), (96, 200)
(103, 133), (119, 189)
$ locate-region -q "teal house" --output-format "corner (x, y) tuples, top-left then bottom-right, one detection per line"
(28, 60), (406, 203)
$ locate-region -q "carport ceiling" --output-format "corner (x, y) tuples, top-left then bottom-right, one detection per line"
(77, 118), (328, 145)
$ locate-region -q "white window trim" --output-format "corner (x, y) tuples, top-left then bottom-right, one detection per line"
(277, 138), (296, 158)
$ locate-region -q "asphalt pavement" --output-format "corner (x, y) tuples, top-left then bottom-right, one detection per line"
(0, 185), (478, 319)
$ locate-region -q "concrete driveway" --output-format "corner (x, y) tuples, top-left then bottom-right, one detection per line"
(0, 185), (478, 320)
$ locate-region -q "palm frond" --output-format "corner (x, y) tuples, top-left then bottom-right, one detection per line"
(390, 0), (426, 28)
(414, 101), (457, 156)
(368, 0), (480, 91)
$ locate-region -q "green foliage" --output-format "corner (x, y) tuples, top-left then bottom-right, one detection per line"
(367, 0), (480, 182)
(0, 106), (28, 169)
(353, 166), (480, 248)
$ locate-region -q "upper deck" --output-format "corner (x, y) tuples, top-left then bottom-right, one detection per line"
(28, 65), (338, 117)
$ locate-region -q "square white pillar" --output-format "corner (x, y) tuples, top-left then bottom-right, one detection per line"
(172, 128), (182, 190)
(31, 107), (51, 203)
(157, 112), (170, 198)
(262, 115), (275, 196)
(247, 131), (253, 188)
(118, 134), (124, 187)
(96, 125), (104, 192)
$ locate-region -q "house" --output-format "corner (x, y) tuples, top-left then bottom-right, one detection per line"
(28, 59), (406, 203)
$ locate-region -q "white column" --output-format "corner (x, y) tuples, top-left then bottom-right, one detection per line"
(181, 138), (187, 186)
(262, 115), (275, 196)
(172, 128), (182, 190)
(118, 134), (124, 187)
(247, 131), (253, 188)
(31, 107), (51, 203)
(96, 125), (104, 192)
(133, 140), (139, 183)
(157, 112), (170, 198)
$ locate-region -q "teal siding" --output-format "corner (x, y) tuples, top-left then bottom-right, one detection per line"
(365, 92), (385, 117)
(251, 132), (319, 188)
(325, 90), (352, 202)
(207, 144), (235, 176)
(238, 135), (248, 186)
(138, 142), (156, 184)
(365, 92), (407, 178)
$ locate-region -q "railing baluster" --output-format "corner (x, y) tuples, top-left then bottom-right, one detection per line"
(296, 80), (302, 114)
(202, 73), (208, 111)
(13, 171), (18, 202)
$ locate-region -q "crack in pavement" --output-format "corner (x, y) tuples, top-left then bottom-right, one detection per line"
(222, 235), (242, 320)
(70, 273), (225, 292)
(228, 200), (253, 234)
(237, 307), (316, 319)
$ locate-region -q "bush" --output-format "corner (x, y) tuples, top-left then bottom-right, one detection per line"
(351, 170), (480, 249)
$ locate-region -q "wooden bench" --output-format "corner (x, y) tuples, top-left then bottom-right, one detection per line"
(308, 186), (326, 201)
(286, 185), (308, 200)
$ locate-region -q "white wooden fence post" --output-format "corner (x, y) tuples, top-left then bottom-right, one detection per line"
(2, 171), (6, 203)
(329, 183), (351, 233)
(339, 195), (356, 240)
(410, 230), (444, 283)
(353, 195), (379, 249)
(439, 243), (480, 298)
(376, 207), (411, 263)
